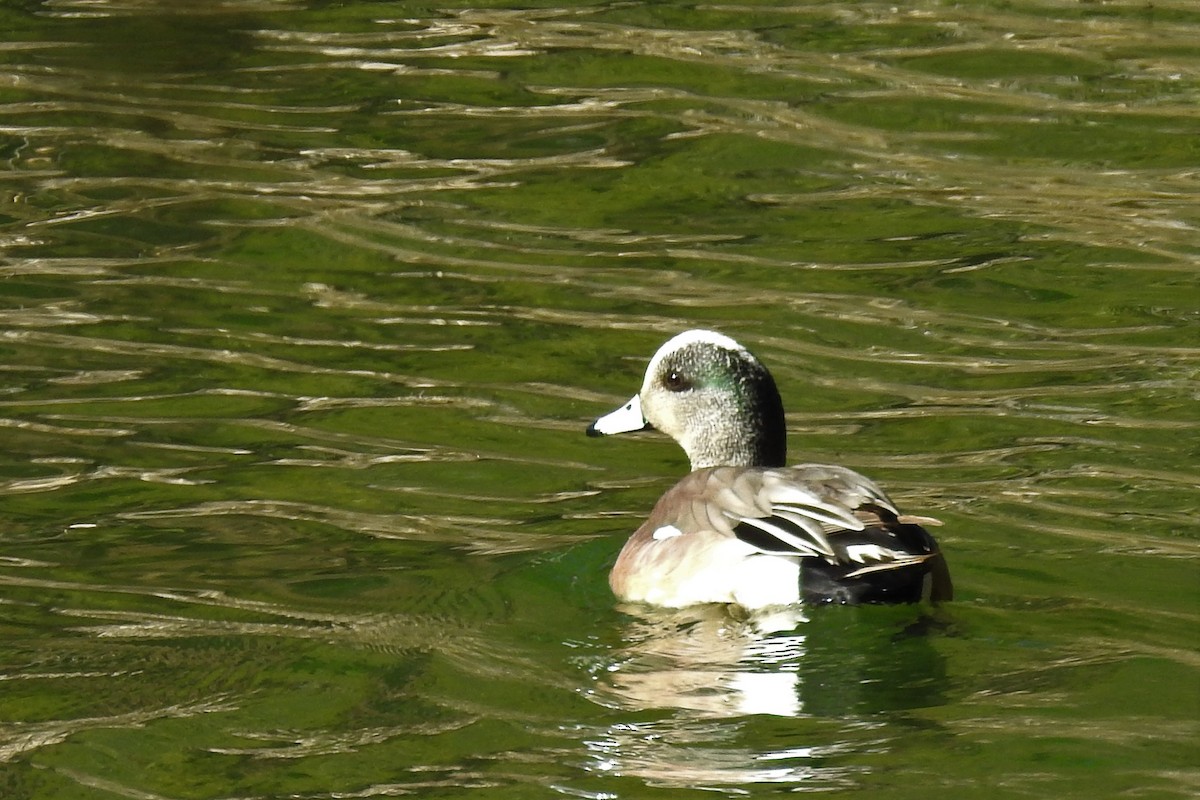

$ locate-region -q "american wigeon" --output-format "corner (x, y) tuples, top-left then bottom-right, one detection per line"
(587, 329), (952, 609)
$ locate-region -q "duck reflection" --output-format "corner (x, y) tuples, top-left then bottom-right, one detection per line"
(591, 604), (947, 719)
(578, 604), (949, 788)
(594, 604), (809, 717)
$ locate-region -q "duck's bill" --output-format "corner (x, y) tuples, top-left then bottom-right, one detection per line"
(586, 394), (650, 437)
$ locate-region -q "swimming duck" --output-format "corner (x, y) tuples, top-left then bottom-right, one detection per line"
(587, 329), (952, 609)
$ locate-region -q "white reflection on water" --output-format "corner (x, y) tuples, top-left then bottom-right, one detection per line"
(574, 607), (852, 789)
(591, 605), (809, 718)
(565, 583), (956, 788)
(0, 697), (238, 763)
(580, 719), (863, 789)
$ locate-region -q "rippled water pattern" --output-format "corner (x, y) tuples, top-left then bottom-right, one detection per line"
(1, 1), (1197, 798)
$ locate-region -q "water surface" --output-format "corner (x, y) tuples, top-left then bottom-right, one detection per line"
(1, 1), (1197, 798)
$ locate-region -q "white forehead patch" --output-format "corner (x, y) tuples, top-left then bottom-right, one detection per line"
(645, 329), (747, 379)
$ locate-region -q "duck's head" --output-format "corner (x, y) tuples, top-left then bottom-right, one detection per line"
(587, 329), (787, 470)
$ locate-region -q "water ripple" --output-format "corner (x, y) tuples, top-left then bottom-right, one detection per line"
(0, 3), (1196, 797)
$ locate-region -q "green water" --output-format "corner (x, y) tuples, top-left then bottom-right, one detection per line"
(1, 0), (1197, 797)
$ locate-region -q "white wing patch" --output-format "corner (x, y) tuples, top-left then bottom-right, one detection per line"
(652, 524), (684, 541)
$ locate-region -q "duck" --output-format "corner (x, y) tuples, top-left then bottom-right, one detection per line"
(586, 329), (952, 609)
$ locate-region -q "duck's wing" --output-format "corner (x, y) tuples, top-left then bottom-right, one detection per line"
(619, 466), (951, 606)
(712, 465), (942, 570)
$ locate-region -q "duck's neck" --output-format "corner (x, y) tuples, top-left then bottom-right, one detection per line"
(686, 383), (787, 470)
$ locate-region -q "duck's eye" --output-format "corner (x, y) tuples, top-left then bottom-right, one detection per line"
(663, 370), (691, 392)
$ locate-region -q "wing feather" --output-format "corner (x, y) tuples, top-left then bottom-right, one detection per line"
(730, 513), (835, 558)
